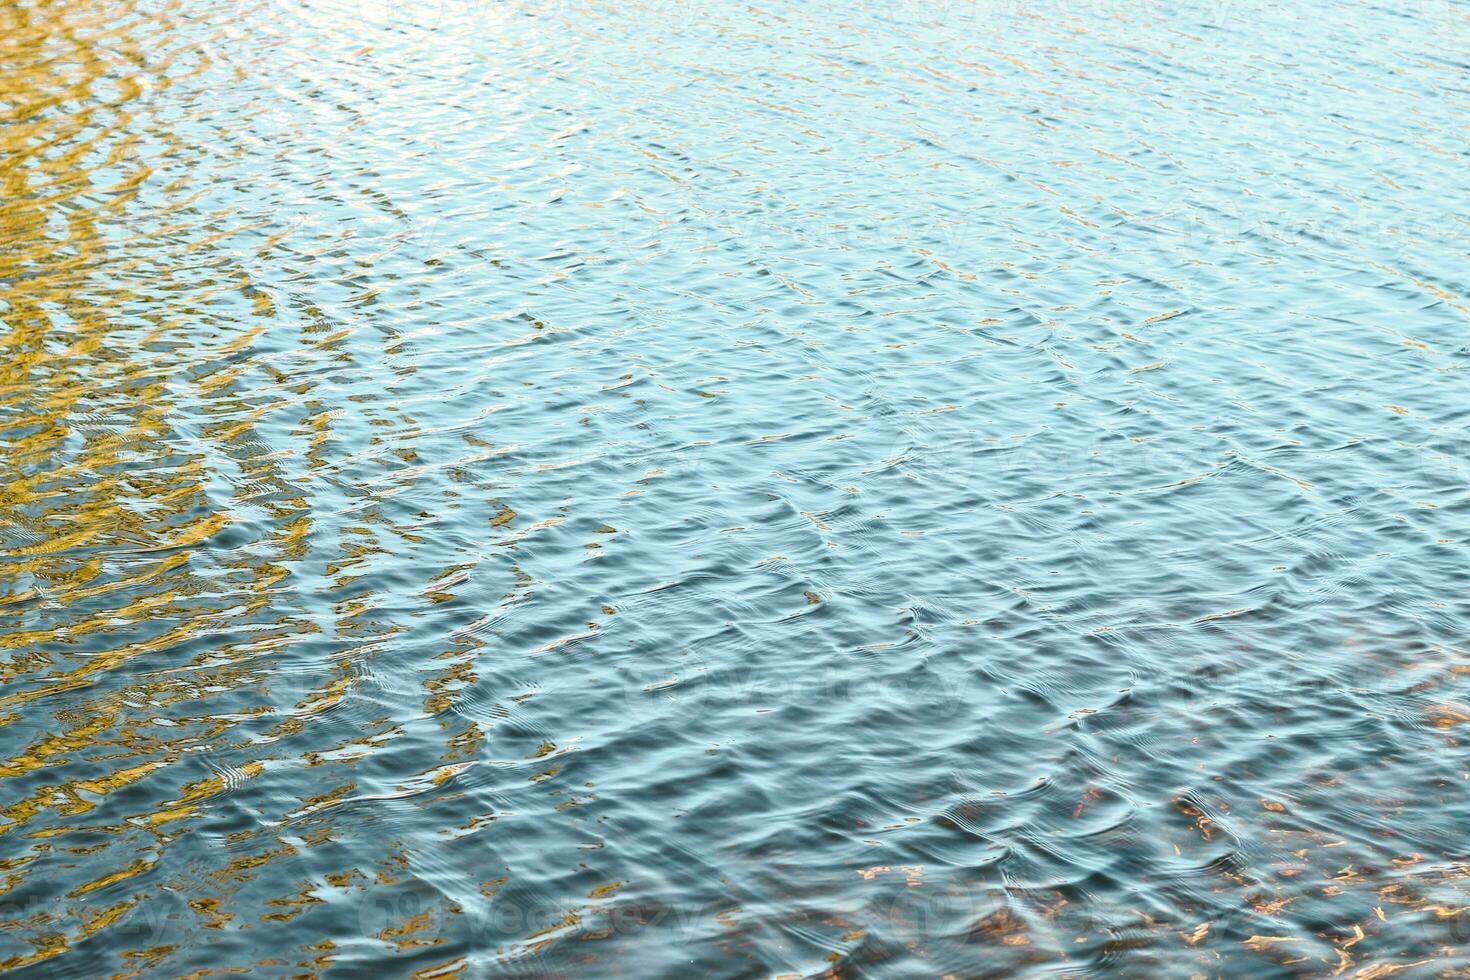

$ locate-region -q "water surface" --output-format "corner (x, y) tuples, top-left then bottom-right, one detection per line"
(2, 0), (1469, 975)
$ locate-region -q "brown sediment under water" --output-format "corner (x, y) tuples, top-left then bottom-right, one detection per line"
(1, 0), (1469, 975)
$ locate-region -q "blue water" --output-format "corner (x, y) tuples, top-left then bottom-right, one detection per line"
(2, 0), (1468, 975)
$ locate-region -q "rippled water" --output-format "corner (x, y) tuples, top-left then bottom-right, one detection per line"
(3, 0), (1469, 975)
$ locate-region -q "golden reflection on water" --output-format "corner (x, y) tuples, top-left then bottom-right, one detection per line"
(0, 2), (473, 972)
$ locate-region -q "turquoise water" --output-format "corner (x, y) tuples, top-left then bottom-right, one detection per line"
(2, 0), (1468, 975)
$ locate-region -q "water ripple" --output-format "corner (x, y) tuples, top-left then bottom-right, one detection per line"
(2, 0), (1469, 975)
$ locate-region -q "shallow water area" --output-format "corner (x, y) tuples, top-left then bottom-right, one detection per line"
(1, 0), (1469, 976)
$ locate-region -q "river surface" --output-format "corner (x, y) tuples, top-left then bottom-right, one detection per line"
(2, 0), (1469, 976)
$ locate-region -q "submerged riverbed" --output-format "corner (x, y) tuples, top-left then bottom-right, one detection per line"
(2, 0), (1469, 975)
